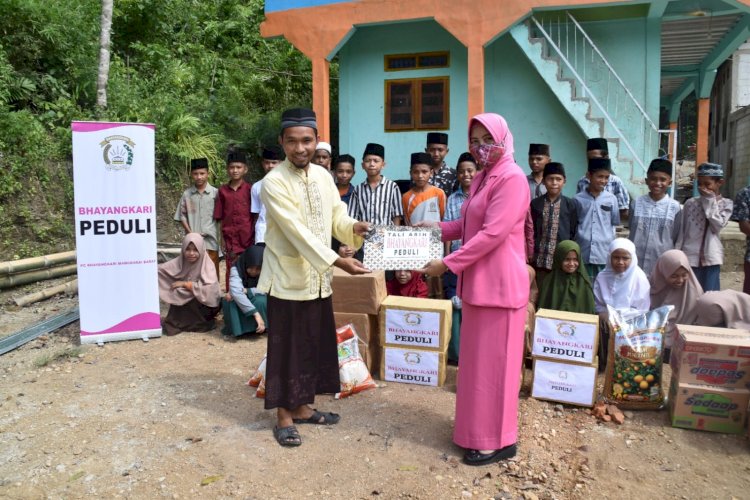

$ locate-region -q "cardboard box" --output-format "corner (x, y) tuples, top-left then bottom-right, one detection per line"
(379, 295), (452, 350)
(380, 346), (447, 387)
(533, 309), (599, 365)
(671, 324), (750, 389)
(332, 268), (387, 315)
(668, 379), (750, 434)
(531, 357), (598, 407)
(334, 312), (380, 374)
(334, 312), (378, 344)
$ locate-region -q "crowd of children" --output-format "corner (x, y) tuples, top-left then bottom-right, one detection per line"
(159, 131), (750, 354)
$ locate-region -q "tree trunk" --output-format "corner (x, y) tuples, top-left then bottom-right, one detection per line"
(96, 0), (114, 109)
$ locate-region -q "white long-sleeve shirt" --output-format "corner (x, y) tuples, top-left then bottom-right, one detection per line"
(676, 194), (733, 267)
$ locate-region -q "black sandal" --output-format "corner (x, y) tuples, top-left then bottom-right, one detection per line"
(273, 425), (302, 447)
(292, 409), (340, 425)
(463, 444), (517, 466)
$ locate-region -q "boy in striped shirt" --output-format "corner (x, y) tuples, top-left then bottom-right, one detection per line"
(348, 143), (403, 227)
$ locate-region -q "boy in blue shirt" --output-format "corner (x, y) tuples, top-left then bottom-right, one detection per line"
(574, 158), (620, 279)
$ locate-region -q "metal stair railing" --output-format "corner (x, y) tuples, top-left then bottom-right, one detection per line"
(530, 13), (658, 175)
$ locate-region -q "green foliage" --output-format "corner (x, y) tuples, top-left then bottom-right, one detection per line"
(0, 0), (314, 257)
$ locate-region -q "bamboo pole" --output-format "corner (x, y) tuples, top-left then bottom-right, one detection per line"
(13, 279), (78, 307)
(0, 251), (76, 276)
(0, 264), (77, 289)
(157, 248), (181, 263)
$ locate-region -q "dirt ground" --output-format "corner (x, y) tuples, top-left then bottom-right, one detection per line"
(1, 274), (749, 500)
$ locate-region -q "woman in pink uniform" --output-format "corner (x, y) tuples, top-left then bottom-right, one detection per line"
(422, 113), (530, 465)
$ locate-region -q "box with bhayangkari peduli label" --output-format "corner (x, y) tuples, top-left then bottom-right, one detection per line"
(380, 345), (446, 387)
(532, 309), (599, 365)
(531, 357), (598, 408)
(668, 379), (750, 434)
(379, 296), (452, 350)
(671, 325), (750, 389)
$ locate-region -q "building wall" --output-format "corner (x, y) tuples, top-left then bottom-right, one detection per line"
(485, 17), (658, 196)
(337, 15), (658, 193)
(711, 41), (750, 197)
(265, 0), (351, 13)
(338, 21), (468, 184)
(729, 106), (750, 197)
(731, 41), (750, 109)
(711, 59), (733, 187)
(571, 17), (658, 183)
(484, 34), (587, 197)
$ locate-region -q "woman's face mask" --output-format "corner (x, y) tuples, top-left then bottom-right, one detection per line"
(469, 142), (505, 168)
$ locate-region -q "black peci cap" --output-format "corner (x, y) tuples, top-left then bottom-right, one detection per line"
(191, 158), (209, 170)
(363, 142), (385, 160)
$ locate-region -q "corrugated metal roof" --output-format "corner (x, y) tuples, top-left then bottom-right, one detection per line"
(660, 76), (688, 96)
(661, 14), (742, 71)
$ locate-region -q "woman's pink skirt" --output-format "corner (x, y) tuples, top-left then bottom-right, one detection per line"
(453, 302), (526, 450)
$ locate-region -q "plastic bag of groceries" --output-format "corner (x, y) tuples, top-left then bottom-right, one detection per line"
(247, 354), (266, 398)
(603, 305), (673, 410)
(335, 324), (376, 399)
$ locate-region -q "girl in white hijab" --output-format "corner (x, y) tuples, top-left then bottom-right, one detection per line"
(594, 238), (651, 317)
(594, 239), (651, 369)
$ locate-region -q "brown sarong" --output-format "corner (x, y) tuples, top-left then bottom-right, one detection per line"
(162, 298), (219, 336)
(264, 295), (340, 410)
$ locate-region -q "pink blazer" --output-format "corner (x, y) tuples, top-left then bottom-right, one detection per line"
(442, 162), (530, 309)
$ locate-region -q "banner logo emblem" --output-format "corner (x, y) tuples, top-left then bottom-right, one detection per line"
(100, 135), (135, 171)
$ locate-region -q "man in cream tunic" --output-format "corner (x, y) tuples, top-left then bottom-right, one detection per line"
(259, 108), (370, 447)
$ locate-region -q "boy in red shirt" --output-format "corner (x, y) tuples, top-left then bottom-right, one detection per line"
(214, 149), (254, 289)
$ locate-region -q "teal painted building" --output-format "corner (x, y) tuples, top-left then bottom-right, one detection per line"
(339, 14), (660, 193)
(262, 0), (750, 195)
(338, 21), (469, 186)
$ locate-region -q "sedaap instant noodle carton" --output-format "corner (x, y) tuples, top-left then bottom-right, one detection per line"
(671, 325), (750, 389)
(531, 357), (598, 407)
(533, 309), (599, 365)
(668, 379), (750, 434)
(379, 296), (452, 350)
(380, 345), (446, 387)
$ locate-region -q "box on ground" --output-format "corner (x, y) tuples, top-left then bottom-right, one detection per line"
(533, 309), (599, 365)
(332, 268), (387, 316)
(379, 295), (452, 350)
(334, 312), (380, 374)
(668, 379), (750, 434)
(380, 345), (446, 387)
(531, 357), (598, 407)
(671, 324), (750, 389)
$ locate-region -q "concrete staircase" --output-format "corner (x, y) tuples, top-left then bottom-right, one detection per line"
(509, 21), (640, 189)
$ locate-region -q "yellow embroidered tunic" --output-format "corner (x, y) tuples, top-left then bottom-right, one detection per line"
(258, 160), (363, 300)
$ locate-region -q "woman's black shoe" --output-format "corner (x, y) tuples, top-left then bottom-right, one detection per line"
(463, 444), (517, 466)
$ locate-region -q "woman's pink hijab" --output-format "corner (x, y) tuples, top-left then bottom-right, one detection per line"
(158, 233), (220, 307)
(468, 113), (516, 172)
